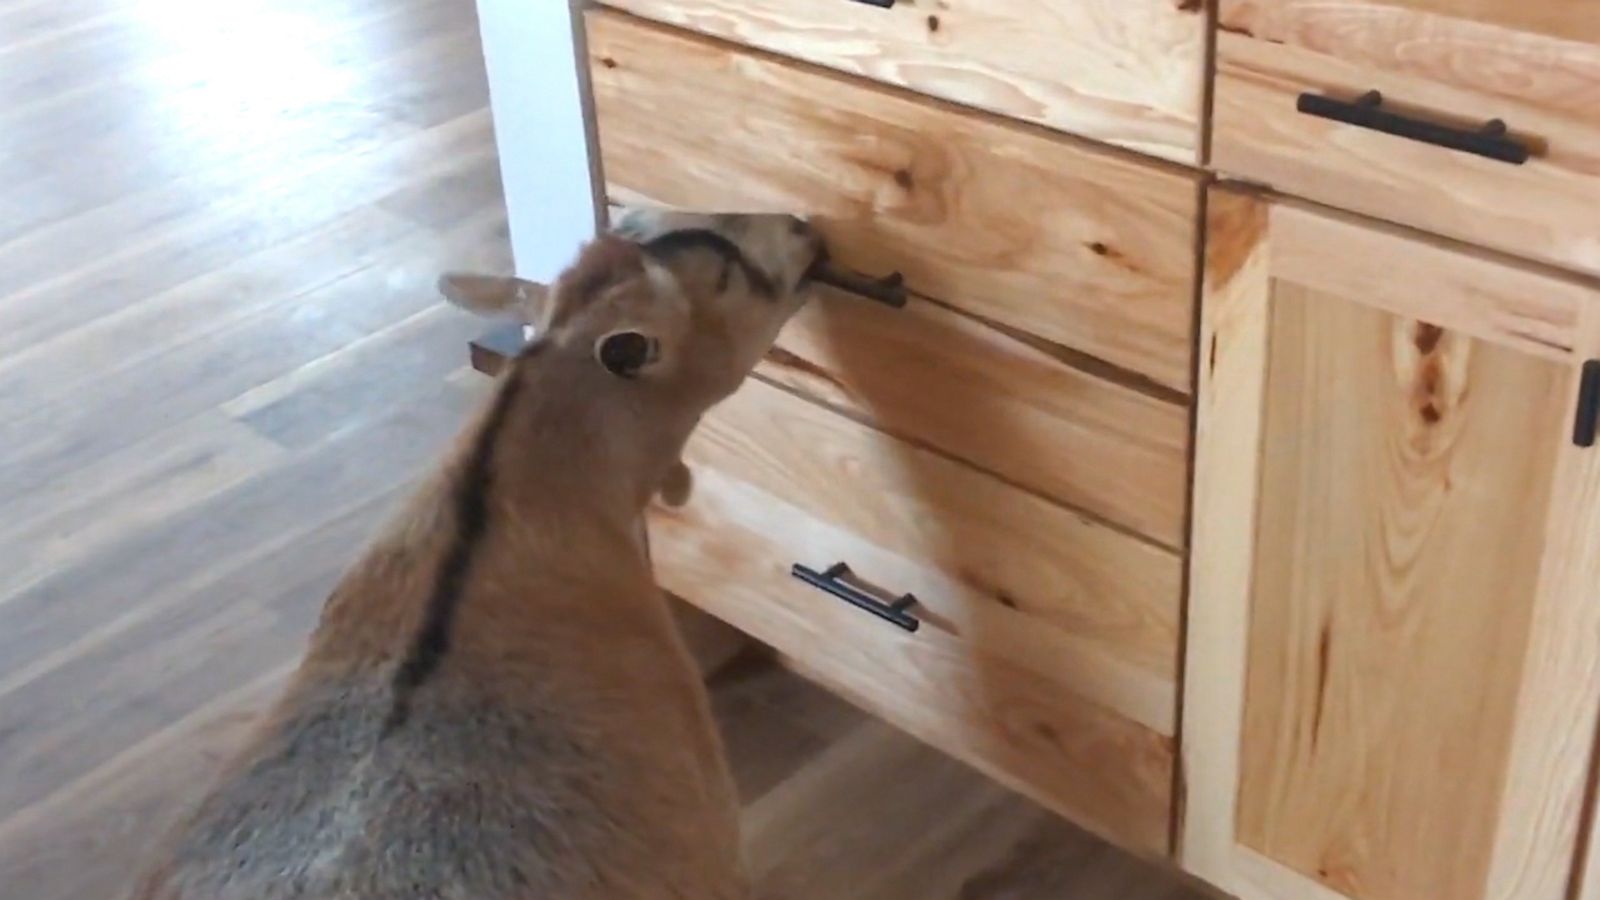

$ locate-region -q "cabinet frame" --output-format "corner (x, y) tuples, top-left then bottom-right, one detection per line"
(1180, 187), (1600, 900)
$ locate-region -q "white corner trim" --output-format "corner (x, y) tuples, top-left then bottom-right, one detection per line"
(474, 0), (600, 283)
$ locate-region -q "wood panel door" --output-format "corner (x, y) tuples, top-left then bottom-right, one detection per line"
(1181, 188), (1600, 900)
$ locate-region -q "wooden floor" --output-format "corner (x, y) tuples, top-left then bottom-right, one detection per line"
(0, 0), (1205, 897)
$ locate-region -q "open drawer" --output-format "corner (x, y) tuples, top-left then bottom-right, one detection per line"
(758, 285), (1191, 548)
(651, 377), (1179, 856)
(586, 10), (1202, 395)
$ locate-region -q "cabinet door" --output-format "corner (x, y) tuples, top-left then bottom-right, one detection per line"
(1182, 189), (1600, 900)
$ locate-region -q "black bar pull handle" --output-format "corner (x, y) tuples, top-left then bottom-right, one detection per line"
(791, 562), (920, 632)
(1297, 90), (1529, 165)
(1575, 360), (1600, 448)
(847, 0), (896, 7)
(813, 266), (908, 308)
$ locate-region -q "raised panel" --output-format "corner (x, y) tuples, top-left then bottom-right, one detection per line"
(1236, 286), (1567, 899)
(1182, 189), (1600, 900)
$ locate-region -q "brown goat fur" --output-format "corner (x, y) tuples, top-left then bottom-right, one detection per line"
(128, 211), (824, 900)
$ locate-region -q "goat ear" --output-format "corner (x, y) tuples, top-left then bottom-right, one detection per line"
(437, 273), (551, 322)
(594, 329), (660, 378)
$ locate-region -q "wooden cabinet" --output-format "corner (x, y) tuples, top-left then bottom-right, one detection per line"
(1182, 188), (1600, 900)
(595, 0), (1208, 163)
(1212, 0), (1600, 277)
(581, 9), (1193, 855)
(483, 4), (1600, 896)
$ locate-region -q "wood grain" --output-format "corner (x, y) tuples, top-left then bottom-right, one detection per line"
(587, 10), (1202, 393)
(0, 106), (498, 359)
(741, 715), (1199, 900)
(651, 462), (1176, 855)
(1265, 203), (1591, 362)
(1495, 299), (1600, 900)
(758, 285), (1191, 548)
(0, 3), (484, 251)
(1237, 283), (1565, 900)
(688, 377), (1182, 710)
(1358, 0), (1600, 43)
(1214, 1), (1600, 277)
(0, 666), (297, 900)
(468, 319), (1185, 844)
(1181, 188), (1600, 900)
(0, 414), (286, 605)
(595, 0), (1207, 162)
(1176, 189), (1275, 890)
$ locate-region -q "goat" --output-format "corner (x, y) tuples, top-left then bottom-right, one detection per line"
(129, 210), (826, 900)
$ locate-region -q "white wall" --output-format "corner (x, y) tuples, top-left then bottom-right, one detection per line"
(474, 0), (599, 283)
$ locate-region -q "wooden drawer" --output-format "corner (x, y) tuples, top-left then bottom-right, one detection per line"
(761, 285), (1191, 548)
(1213, 0), (1600, 278)
(1184, 189), (1600, 900)
(587, 10), (1202, 395)
(594, 0), (1207, 164)
(651, 377), (1180, 854)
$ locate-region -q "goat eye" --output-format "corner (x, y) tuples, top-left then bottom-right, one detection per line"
(596, 331), (656, 378)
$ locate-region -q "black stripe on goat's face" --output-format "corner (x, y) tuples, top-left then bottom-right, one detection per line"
(639, 228), (779, 298)
(612, 209), (824, 301)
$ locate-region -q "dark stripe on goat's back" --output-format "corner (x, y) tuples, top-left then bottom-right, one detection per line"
(382, 357), (528, 735)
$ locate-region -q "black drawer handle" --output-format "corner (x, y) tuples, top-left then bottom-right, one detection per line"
(813, 266), (908, 308)
(847, 0), (896, 7)
(1575, 360), (1600, 448)
(1297, 91), (1529, 165)
(792, 562), (920, 632)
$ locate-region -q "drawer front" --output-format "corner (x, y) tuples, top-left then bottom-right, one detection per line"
(587, 10), (1202, 395)
(595, 0), (1207, 164)
(1213, 0), (1600, 277)
(761, 285), (1191, 548)
(652, 378), (1180, 854)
